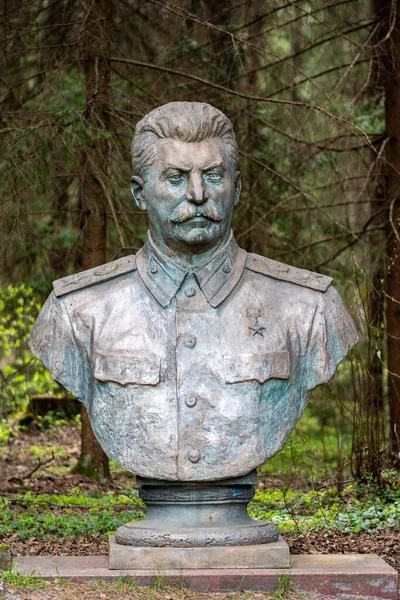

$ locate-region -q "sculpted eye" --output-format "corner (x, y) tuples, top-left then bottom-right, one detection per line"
(168, 173), (185, 185)
(205, 172), (223, 183)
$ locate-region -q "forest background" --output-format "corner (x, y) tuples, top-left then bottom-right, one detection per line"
(1, 0), (400, 593)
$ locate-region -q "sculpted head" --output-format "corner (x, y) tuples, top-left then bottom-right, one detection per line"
(131, 102), (241, 258)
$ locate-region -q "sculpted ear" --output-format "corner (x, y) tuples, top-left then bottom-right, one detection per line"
(234, 171), (241, 206)
(131, 176), (147, 211)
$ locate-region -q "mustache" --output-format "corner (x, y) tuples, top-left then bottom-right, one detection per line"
(170, 200), (223, 224)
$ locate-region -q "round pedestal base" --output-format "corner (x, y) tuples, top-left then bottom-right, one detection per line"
(115, 472), (279, 547)
(115, 521), (279, 547)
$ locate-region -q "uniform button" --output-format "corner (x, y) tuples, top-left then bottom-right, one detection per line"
(185, 286), (196, 297)
(185, 395), (197, 407)
(222, 264), (231, 273)
(150, 265), (158, 274)
(184, 335), (196, 348)
(188, 450), (200, 463)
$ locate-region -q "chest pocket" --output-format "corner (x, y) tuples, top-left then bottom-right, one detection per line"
(94, 352), (160, 386)
(224, 352), (290, 384)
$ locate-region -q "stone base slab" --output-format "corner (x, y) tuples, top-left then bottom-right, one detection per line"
(108, 534), (290, 569)
(13, 554), (398, 599)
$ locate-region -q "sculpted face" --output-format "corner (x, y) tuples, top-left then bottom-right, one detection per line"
(132, 137), (241, 257)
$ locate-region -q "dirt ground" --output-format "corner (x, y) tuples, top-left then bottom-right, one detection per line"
(2, 582), (322, 600)
(0, 420), (135, 496)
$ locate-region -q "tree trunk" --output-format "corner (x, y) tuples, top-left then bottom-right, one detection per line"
(74, 0), (113, 481)
(384, 2), (400, 464)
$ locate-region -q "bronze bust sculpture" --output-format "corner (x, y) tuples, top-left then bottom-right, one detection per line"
(29, 102), (357, 550)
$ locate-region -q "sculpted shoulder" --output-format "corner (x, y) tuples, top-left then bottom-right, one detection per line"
(245, 253), (333, 293)
(53, 255), (137, 298)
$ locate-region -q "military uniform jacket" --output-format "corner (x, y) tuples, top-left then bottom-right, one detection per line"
(29, 234), (358, 481)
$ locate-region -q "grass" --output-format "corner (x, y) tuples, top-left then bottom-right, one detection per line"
(2, 562), (43, 586)
(271, 574), (297, 599)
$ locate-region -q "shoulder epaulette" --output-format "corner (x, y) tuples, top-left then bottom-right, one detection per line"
(53, 255), (136, 298)
(245, 253), (332, 292)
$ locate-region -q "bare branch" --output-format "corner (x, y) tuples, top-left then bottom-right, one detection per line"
(110, 56), (374, 148)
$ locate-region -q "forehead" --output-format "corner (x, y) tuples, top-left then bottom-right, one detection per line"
(154, 138), (228, 171)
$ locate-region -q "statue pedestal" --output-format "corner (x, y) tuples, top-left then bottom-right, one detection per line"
(110, 472), (288, 569)
(108, 534), (290, 569)
(14, 553), (398, 598)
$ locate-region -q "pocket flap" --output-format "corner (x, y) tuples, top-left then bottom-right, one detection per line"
(224, 352), (290, 384)
(94, 352), (160, 386)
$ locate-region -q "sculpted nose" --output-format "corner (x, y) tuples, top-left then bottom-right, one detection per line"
(186, 174), (206, 204)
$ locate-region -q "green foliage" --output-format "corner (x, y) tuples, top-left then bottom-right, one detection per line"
(1, 478), (398, 543)
(352, 96), (385, 135)
(28, 444), (69, 460)
(1, 563), (42, 586)
(259, 393), (354, 485)
(0, 491), (144, 539)
(271, 574), (299, 600)
(0, 286), (66, 439)
(334, 499), (400, 534)
(31, 411), (79, 434)
(249, 475), (400, 535)
(0, 284), (39, 355)
(333, 472), (400, 533)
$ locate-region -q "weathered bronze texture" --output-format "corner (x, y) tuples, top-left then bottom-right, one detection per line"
(28, 102), (358, 547)
(115, 472), (279, 547)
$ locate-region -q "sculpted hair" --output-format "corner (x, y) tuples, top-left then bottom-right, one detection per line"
(131, 102), (239, 179)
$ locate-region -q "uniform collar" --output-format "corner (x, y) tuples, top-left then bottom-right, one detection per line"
(136, 231), (247, 308)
